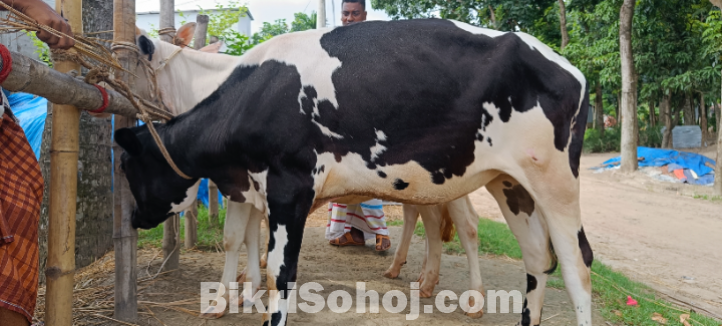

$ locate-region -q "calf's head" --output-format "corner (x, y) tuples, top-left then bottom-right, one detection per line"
(115, 125), (199, 229)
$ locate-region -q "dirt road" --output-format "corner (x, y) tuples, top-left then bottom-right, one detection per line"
(469, 152), (722, 318)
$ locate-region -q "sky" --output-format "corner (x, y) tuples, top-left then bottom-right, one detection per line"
(135, 0), (392, 33)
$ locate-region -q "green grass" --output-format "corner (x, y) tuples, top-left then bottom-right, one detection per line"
(693, 194), (722, 202)
(392, 217), (722, 325)
(138, 206), (227, 250)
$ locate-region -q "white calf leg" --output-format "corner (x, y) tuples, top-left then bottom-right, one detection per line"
(384, 204), (419, 279)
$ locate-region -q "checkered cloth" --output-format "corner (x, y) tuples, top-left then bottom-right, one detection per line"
(0, 90), (44, 323)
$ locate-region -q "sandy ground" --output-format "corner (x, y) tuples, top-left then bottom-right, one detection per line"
(469, 149), (722, 319)
(77, 228), (601, 326)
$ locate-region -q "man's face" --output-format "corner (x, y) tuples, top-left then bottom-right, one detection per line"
(341, 2), (367, 26)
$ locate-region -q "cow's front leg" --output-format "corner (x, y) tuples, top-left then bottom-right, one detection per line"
(238, 207), (264, 304)
(200, 201), (253, 319)
(262, 189), (313, 326)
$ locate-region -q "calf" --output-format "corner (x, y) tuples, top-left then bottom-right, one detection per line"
(119, 19), (591, 326)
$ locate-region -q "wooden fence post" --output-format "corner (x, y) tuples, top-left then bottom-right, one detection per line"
(185, 201), (198, 249)
(45, 0), (82, 325)
(159, 0), (181, 273)
(193, 14), (209, 50)
(112, 0), (139, 320)
(209, 180), (219, 227)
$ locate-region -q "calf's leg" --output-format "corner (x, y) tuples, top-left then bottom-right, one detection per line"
(383, 204), (419, 279)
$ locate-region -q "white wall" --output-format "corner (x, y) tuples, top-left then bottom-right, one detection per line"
(136, 10), (253, 37)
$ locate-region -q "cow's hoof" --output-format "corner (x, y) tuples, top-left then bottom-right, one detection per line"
(383, 268), (400, 279)
(199, 305), (226, 319)
(237, 269), (248, 283)
(419, 287), (433, 298)
(465, 310), (484, 319)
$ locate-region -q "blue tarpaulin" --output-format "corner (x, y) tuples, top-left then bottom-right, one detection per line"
(5, 90), (47, 159)
(600, 147), (716, 185)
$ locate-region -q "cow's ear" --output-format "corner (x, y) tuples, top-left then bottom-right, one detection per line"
(198, 41), (222, 53)
(115, 128), (144, 156)
(175, 22), (197, 48)
(137, 35), (155, 61)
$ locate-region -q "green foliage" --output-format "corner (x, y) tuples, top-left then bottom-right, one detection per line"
(27, 32), (52, 67)
(252, 19), (290, 44)
(138, 206), (226, 250)
(583, 127), (621, 153)
(291, 12), (317, 32)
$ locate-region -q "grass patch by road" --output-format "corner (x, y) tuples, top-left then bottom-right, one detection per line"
(138, 206), (226, 250)
(693, 194), (722, 202)
(395, 216), (721, 325)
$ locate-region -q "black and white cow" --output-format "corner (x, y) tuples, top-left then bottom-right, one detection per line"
(117, 19), (592, 326)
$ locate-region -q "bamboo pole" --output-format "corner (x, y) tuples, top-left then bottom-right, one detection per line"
(184, 200), (197, 249)
(209, 180), (219, 227)
(44, 0), (82, 325)
(317, 0), (326, 28)
(193, 14), (208, 50)
(113, 0), (139, 320)
(160, 0), (180, 273)
(0, 51), (147, 118)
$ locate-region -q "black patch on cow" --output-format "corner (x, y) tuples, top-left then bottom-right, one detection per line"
(526, 274), (537, 293)
(318, 165), (325, 174)
(393, 178), (409, 190)
(253, 180), (260, 191)
(578, 227), (593, 268)
(503, 181), (512, 187)
(271, 311), (283, 325)
(475, 133), (484, 142)
(318, 19), (584, 184)
(138, 35), (155, 61)
(503, 184), (534, 216)
(521, 299), (531, 326)
(487, 137), (493, 147)
(311, 167), (317, 174)
(569, 82), (590, 178)
(377, 170), (387, 178)
(544, 241), (559, 274)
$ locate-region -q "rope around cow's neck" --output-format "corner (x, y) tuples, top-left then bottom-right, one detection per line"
(136, 112), (193, 180)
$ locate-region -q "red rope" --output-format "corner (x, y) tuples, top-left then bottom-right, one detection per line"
(90, 84), (109, 113)
(0, 43), (13, 85)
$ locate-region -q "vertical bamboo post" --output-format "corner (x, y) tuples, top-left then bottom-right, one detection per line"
(112, 0), (138, 320)
(208, 181), (219, 227)
(159, 0), (181, 272)
(193, 14), (209, 50)
(184, 201), (198, 249)
(45, 0), (82, 325)
(317, 0), (326, 28)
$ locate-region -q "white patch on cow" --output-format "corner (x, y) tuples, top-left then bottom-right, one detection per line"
(312, 121), (344, 139)
(369, 129), (388, 161)
(268, 224), (289, 279)
(239, 29), (343, 109)
(449, 20), (507, 38)
(169, 180), (201, 213)
(243, 170), (269, 215)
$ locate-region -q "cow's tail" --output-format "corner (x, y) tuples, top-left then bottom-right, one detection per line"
(440, 204), (456, 243)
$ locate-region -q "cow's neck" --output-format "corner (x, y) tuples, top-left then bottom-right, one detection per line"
(155, 42), (241, 115)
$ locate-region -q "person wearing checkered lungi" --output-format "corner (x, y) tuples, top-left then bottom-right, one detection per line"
(0, 1), (75, 324)
(325, 199), (391, 251)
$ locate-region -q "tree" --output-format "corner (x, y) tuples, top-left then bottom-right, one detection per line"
(619, 0), (637, 172)
(292, 11), (318, 32)
(709, 0), (722, 195)
(558, 0), (569, 50)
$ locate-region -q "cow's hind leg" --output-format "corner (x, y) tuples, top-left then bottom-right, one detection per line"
(200, 201), (252, 319)
(238, 207), (264, 304)
(446, 196), (484, 318)
(415, 205), (443, 298)
(486, 176), (557, 325)
(384, 204), (419, 279)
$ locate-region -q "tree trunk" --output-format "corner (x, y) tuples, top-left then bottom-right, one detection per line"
(184, 201), (198, 249)
(160, 0), (181, 274)
(661, 93), (672, 148)
(716, 93), (722, 195)
(193, 15), (208, 49)
(209, 180), (219, 227)
(619, 0), (637, 173)
(595, 82), (604, 136)
(317, 0), (326, 28)
(558, 0), (569, 50)
(488, 6), (497, 29)
(700, 93), (707, 146)
(683, 93), (694, 125)
(649, 99), (656, 127)
(616, 93), (622, 125)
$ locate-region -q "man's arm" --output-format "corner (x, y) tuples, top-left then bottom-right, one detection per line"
(1, 0), (74, 49)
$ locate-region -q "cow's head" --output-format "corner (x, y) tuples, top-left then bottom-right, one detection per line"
(115, 125), (200, 229)
(135, 23), (225, 115)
